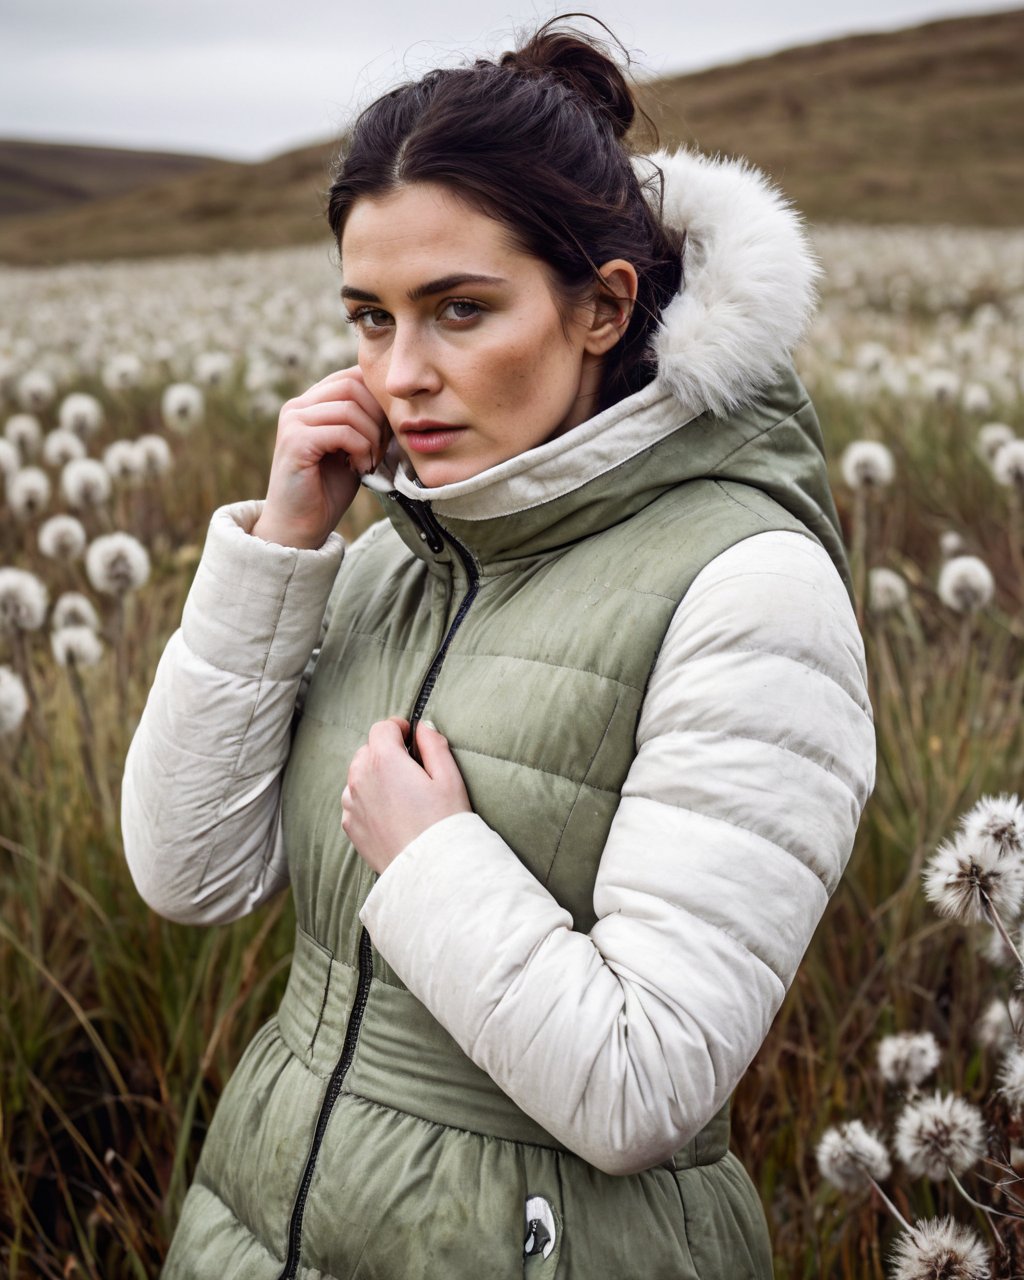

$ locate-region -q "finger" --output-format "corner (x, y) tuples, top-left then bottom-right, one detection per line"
(294, 398), (383, 442)
(414, 721), (456, 780)
(295, 370), (386, 424)
(367, 717), (411, 752)
(288, 421), (378, 472)
(293, 401), (388, 468)
(341, 784), (352, 810)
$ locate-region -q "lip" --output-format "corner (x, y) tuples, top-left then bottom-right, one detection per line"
(399, 420), (468, 454)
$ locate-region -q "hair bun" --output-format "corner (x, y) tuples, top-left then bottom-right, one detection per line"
(499, 16), (636, 141)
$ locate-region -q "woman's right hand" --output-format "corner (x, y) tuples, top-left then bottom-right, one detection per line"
(251, 365), (390, 550)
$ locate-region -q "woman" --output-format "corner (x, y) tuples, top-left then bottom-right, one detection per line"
(122, 15), (876, 1278)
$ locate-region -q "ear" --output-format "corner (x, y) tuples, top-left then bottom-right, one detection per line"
(582, 259), (639, 356)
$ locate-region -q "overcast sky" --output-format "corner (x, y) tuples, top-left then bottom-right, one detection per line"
(3, 0), (1019, 160)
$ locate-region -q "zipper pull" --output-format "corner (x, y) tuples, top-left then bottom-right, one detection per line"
(390, 491), (445, 554)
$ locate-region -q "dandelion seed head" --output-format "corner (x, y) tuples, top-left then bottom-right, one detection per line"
(939, 530), (966, 560)
(894, 1092), (987, 1180)
(888, 1214), (991, 1280)
(102, 439), (146, 485)
(52, 592), (100, 633)
(981, 923), (1024, 968)
(0, 665), (29, 736)
(996, 1046), (1024, 1114)
(85, 532), (150, 596)
(974, 995), (1024, 1051)
(877, 1032), (941, 1089)
(6, 464), (51, 520)
(924, 368), (961, 404)
(958, 793), (1024, 860)
(101, 352), (144, 392)
(0, 438), (19, 479)
(161, 382), (205, 433)
(0, 567), (48, 632)
(815, 1120), (891, 1191)
(136, 433), (172, 478)
(923, 832), (1024, 924)
(57, 392), (104, 438)
(16, 368), (56, 412)
(38, 513), (86, 562)
(4, 412), (42, 458)
(937, 556), (994, 614)
(961, 382), (993, 416)
(868, 567), (909, 614)
(51, 625), (104, 668)
(841, 439), (896, 491)
(977, 422), (1015, 466)
(855, 341), (890, 373)
(993, 439), (1024, 493)
(61, 457), (112, 509)
(193, 351), (233, 388)
(42, 427), (87, 468)
(834, 369), (862, 399)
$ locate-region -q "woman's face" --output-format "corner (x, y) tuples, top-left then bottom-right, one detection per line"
(340, 182), (635, 487)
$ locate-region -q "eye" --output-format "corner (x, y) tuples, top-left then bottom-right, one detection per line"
(345, 307), (390, 333)
(443, 299), (481, 322)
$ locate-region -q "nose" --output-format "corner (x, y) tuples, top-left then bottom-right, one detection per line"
(383, 323), (442, 401)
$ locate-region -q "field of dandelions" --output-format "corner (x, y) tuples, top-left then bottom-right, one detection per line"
(1, 223), (1024, 1278)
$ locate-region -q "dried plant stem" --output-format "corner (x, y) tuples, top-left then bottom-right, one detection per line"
(1009, 492), (1024, 605)
(10, 628), (46, 740)
(982, 890), (1024, 975)
(65, 659), (107, 817)
(868, 1175), (914, 1233)
(852, 488), (868, 630)
(112, 594), (129, 728)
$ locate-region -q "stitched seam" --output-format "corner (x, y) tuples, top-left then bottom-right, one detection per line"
(342, 1089), (568, 1154)
(678, 645), (872, 721)
(547, 688), (624, 880)
(706, 481), (773, 524)
(454, 744), (621, 794)
(334, 639), (652, 688)
(644, 725), (864, 798)
(707, 402), (809, 471)
(616, 795), (832, 893)
(196, 557), (298, 892)
(186, 1180), (287, 1270)
(309, 961), (333, 1061)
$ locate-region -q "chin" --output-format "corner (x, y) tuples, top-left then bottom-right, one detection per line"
(406, 451), (498, 488)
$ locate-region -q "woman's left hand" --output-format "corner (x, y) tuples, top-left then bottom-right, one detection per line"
(342, 717), (472, 874)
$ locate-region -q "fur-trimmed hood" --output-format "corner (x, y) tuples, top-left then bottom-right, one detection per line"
(362, 146), (824, 519)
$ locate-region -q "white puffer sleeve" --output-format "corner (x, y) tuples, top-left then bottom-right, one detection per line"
(120, 500), (347, 924)
(359, 528), (876, 1175)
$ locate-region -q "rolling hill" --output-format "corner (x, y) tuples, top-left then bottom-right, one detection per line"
(0, 138), (221, 221)
(0, 6), (1020, 267)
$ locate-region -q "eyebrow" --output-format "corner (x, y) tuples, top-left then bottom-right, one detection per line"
(340, 273), (508, 304)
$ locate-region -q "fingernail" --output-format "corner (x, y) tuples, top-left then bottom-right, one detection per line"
(422, 719), (438, 732)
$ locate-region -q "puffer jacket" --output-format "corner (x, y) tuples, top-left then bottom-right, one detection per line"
(122, 147), (877, 1279)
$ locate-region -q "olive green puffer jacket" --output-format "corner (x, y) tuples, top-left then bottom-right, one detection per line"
(123, 147), (876, 1278)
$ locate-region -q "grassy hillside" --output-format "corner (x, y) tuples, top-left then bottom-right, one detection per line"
(632, 6), (1024, 226)
(0, 139), (221, 221)
(0, 6), (1021, 267)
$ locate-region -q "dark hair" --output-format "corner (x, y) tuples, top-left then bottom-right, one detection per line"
(326, 13), (684, 415)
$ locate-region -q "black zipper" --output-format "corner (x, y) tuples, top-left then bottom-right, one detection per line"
(276, 492), (479, 1276)
(391, 492), (481, 763)
(277, 926), (373, 1279)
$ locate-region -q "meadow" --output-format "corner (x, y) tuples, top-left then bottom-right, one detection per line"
(2, 224), (1024, 1277)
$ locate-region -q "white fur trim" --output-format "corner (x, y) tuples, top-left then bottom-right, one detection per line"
(636, 148), (823, 418)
